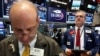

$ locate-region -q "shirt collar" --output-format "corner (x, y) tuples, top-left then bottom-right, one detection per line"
(29, 34), (37, 48)
(75, 25), (84, 31)
(18, 34), (37, 49)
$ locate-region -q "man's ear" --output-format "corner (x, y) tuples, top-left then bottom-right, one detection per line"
(36, 16), (40, 25)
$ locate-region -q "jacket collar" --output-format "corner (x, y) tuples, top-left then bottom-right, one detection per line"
(9, 31), (47, 56)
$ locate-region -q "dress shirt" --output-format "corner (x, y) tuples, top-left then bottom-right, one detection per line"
(18, 34), (37, 56)
(74, 26), (84, 50)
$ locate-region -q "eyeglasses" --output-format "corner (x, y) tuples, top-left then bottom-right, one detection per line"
(75, 15), (85, 18)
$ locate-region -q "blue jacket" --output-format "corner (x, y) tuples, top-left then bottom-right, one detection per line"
(61, 27), (99, 56)
(98, 34), (100, 54)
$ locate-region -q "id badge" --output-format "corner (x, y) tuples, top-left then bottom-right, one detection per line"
(30, 48), (44, 56)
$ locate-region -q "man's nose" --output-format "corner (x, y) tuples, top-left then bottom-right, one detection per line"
(22, 30), (29, 35)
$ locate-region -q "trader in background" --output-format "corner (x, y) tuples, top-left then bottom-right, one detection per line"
(61, 10), (99, 56)
(0, 0), (64, 56)
(95, 30), (100, 56)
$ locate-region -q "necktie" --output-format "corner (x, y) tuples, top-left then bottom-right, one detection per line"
(22, 45), (30, 56)
(76, 28), (80, 48)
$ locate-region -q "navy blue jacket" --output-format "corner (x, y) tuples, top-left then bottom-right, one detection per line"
(61, 27), (99, 56)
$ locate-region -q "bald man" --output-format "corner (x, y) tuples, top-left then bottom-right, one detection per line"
(0, 1), (64, 56)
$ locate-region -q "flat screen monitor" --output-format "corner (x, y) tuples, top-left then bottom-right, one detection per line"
(37, 5), (47, 22)
(85, 13), (93, 24)
(66, 12), (93, 24)
(85, 1), (97, 13)
(71, 0), (81, 10)
(87, 4), (96, 10)
(2, 0), (16, 19)
(66, 12), (75, 24)
(0, 21), (4, 29)
(47, 7), (66, 22)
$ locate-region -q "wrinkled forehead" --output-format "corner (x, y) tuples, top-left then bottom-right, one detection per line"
(75, 11), (86, 16)
(75, 12), (85, 16)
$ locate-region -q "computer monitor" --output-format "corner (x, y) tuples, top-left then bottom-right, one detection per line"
(37, 5), (47, 22)
(87, 4), (96, 10)
(85, 13), (93, 24)
(0, 21), (4, 29)
(66, 12), (75, 24)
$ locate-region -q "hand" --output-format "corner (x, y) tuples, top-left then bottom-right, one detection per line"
(65, 49), (73, 56)
(81, 51), (91, 56)
(86, 51), (91, 56)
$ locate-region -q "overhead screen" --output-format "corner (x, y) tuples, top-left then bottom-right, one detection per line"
(47, 7), (66, 22)
(2, 0), (47, 22)
(86, 4), (97, 13)
(0, 21), (4, 29)
(85, 13), (93, 24)
(87, 4), (96, 10)
(71, 0), (81, 10)
(66, 12), (93, 24)
(36, 5), (47, 22)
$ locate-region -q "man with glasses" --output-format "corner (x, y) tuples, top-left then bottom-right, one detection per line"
(61, 10), (99, 56)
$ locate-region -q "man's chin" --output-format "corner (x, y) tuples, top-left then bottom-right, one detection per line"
(23, 43), (29, 45)
(21, 41), (29, 45)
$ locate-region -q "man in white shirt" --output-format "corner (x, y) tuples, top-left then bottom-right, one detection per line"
(61, 10), (99, 56)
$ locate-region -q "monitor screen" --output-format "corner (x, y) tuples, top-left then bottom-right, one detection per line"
(85, 13), (93, 24)
(2, 0), (16, 19)
(47, 7), (66, 22)
(71, 0), (81, 10)
(66, 12), (75, 23)
(0, 29), (5, 34)
(87, 4), (96, 10)
(0, 21), (4, 29)
(37, 5), (47, 22)
(66, 12), (93, 24)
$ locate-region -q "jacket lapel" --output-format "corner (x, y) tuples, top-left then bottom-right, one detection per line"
(34, 31), (47, 49)
(13, 37), (20, 56)
(71, 28), (75, 48)
(84, 27), (87, 49)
